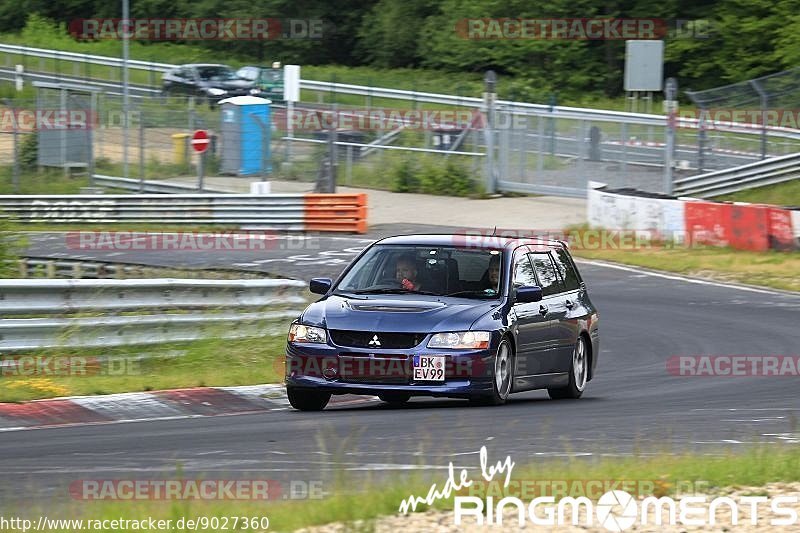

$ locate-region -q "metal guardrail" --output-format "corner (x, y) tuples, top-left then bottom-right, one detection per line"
(16, 257), (148, 279)
(0, 278), (306, 351)
(0, 192), (368, 232)
(93, 174), (228, 194)
(0, 43), (173, 71)
(13, 257), (265, 280)
(673, 153), (800, 197)
(5, 42), (800, 139)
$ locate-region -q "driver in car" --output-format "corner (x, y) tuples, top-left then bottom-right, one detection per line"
(395, 253), (424, 291)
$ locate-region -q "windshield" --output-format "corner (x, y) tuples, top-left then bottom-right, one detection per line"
(197, 66), (238, 81)
(336, 245), (503, 298)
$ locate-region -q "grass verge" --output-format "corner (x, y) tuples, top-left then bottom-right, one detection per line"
(569, 239), (800, 292)
(0, 166), (91, 195)
(498, 216), (792, 294)
(5, 445), (799, 531)
(0, 333), (287, 402)
(715, 179), (800, 207)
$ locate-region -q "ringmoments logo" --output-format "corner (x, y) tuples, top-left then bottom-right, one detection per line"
(397, 447), (800, 530)
(453, 488), (799, 529)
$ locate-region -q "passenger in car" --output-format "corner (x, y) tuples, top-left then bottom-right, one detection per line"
(487, 254), (500, 291)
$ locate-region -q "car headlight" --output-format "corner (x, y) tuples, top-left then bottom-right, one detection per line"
(208, 88), (227, 96)
(288, 323), (327, 344)
(249, 88), (262, 95)
(427, 331), (490, 349)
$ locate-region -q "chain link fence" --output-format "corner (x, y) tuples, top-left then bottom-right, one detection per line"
(686, 67), (800, 165)
(1, 71), (798, 197)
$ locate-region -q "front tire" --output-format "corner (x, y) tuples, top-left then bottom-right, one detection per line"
(470, 338), (514, 406)
(548, 336), (588, 400)
(287, 386), (331, 411)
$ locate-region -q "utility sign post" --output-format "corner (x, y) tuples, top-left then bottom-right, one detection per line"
(664, 77), (678, 195)
(192, 129), (210, 191)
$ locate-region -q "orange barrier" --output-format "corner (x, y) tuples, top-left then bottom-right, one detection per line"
(685, 201), (797, 251)
(767, 207), (796, 250)
(303, 193), (368, 234)
(730, 204), (769, 252)
(684, 201), (731, 248)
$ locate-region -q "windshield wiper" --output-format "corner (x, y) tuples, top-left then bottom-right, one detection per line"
(353, 288), (439, 296)
(444, 290), (498, 298)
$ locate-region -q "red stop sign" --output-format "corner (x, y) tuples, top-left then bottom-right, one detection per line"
(191, 130), (210, 153)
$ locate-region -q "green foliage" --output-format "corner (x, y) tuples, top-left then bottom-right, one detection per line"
(3, 3), (800, 99)
(390, 157), (419, 193)
(716, 179), (800, 207)
(0, 218), (24, 278)
(18, 133), (37, 170)
(382, 153), (476, 196)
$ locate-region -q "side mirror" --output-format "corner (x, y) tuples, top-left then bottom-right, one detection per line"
(309, 278), (332, 295)
(515, 285), (543, 303)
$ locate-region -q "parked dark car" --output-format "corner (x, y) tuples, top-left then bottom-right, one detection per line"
(236, 65), (284, 103)
(161, 64), (262, 105)
(285, 234), (600, 411)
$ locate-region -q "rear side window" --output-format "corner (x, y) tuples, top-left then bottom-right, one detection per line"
(529, 253), (565, 296)
(552, 248), (581, 291)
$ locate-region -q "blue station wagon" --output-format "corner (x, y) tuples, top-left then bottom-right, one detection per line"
(285, 235), (599, 410)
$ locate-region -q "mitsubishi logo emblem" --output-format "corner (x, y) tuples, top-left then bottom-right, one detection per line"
(368, 335), (381, 347)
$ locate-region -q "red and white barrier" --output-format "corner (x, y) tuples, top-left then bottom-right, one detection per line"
(588, 182), (799, 251)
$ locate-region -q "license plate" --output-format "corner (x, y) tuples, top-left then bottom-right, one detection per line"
(413, 355), (446, 381)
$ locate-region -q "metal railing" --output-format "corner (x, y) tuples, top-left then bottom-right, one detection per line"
(3, 42), (800, 140)
(93, 174), (228, 194)
(0, 278), (306, 351)
(0, 193), (303, 225)
(0, 192), (368, 232)
(13, 257), (266, 279)
(16, 257), (149, 279)
(673, 153), (800, 197)
(2, 42), (799, 197)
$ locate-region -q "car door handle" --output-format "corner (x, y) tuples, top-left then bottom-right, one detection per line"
(539, 305), (548, 316)
(565, 299), (575, 310)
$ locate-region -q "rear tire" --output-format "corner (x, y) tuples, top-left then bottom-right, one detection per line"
(548, 336), (588, 400)
(378, 393), (410, 405)
(470, 338), (514, 406)
(287, 386), (330, 411)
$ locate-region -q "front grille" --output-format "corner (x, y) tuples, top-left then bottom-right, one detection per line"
(329, 330), (426, 349)
(337, 353), (411, 384)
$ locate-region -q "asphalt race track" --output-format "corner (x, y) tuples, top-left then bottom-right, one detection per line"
(5, 226), (800, 506)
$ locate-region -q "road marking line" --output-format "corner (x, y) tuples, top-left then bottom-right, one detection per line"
(575, 258), (799, 296)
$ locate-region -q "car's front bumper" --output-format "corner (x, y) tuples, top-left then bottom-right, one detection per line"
(285, 342), (496, 398)
(286, 376), (494, 398)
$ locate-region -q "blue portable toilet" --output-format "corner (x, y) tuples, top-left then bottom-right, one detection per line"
(218, 95), (272, 175)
